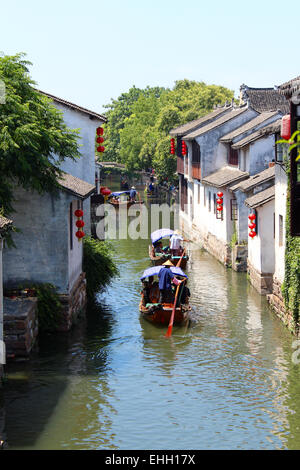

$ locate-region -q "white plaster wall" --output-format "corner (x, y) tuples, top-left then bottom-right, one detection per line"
(247, 200), (275, 274)
(51, 102), (104, 234)
(274, 164), (287, 283)
(192, 182), (233, 243)
(248, 135), (275, 175)
(3, 187), (77, 294)
(195, 108), (258, 178)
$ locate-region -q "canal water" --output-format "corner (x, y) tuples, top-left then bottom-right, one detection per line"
(1, 184), (300, 450)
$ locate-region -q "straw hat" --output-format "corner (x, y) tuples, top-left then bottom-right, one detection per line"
(163, 260), (174, 267)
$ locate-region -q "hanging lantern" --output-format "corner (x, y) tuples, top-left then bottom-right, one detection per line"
(182, 140), (187, 156)
(76, 220), (85, 228)
(281, 114), (291, 140)
(248, 212), (257, 238)
(101, 188), (111, 196)
(76, 230), (85, 239)
(96, 127), (104, 136)
(97, 146), (105, 153)
(97, 137), (104, 144)
(216, 192), (223, 213)
(74, 209), (84, 218)
(170, 138), (175, 155)
(74, 208), (85, 241)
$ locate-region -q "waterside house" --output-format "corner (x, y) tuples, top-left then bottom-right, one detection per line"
(172, 85), (287, 267)
(38, 91), (107, 234)
(3, 92), (107, 333)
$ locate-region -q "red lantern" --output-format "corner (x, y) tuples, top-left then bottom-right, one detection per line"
(248, 213), (256, 221)
(170, 138), (175, 155)
(217, 205), (223, 211)
(182, 140), (187, 156)
(248, 223), (256, 230)
(76, 230), (85, 239)
(101, 188), (111, 196)
(281, 114), (291, 140)
(97, 137), (104, 144)
(217, 192), (223, 198)
(216, 198), (223, 205)
(97, 146), (105, 153)
(74, 209), (84, 218)
(249, 231), (256, 238)
(96, 127), (104, 136)
(76, 220), (85, 228)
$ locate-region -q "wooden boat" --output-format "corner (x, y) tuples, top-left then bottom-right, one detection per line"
(149, 228), (189, 269)
(107, 191), (143, 208)
(139, 266), (191, 326)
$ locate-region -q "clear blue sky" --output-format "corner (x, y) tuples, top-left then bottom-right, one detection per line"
(0, 0), (299, 114)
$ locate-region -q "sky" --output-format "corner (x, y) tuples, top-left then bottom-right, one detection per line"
(0, 0), (299, 114)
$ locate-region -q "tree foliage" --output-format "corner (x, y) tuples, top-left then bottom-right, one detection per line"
(102, 79), (235, 182)
(0, 53), (80, 217)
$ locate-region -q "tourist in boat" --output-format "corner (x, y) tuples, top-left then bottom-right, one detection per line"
(169, 230), (189, 256)
(158, 260), (182, 304)
(130, 186), (137, 202)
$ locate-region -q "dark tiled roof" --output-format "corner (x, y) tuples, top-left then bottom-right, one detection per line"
(244, 185), (275, 209)
(220, 111), (278, 143)
(170, 105), (232, 137)
(231, 166), (275, 192)
(202, 166), (249, 188)
(240, 85), (289, 114)
(0, 216), (13, 233)
(231, 118), (281, 149)
(184, 106), (249, 140)
(38, 90), (107, 122)
(58, 173), (96, 199)
(278, 76), (300, 98)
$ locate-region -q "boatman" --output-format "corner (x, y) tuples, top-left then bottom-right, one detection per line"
(158, 260), (182, 304)
(169, 230), (189, 256)
(130, 186), (137, 202)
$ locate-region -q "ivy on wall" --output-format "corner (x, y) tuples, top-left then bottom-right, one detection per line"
(282, 157), (300, 332)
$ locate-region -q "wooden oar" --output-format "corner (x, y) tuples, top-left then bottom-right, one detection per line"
(165, 250), (186, 338)
(176, 248), (186, 268)
(165, 283), (181, 338)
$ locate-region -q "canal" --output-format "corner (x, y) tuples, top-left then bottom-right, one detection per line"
(1, 186), (300, 450)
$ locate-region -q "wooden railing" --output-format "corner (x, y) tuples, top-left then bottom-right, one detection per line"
(192, 162), (201, 180)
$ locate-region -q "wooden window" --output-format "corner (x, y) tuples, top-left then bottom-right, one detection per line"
(228, 147), (238, 166)
(231, 199), (238, 221)
(208, 191), (211, 212)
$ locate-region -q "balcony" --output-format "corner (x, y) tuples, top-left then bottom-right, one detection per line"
(192, 162), (201, 180)
(177, 156), (184, 175)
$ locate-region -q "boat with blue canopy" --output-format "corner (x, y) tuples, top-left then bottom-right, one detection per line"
(108, 190), (143, 208)
(149, 228), (189, 269)
(139, 263), (191, 326)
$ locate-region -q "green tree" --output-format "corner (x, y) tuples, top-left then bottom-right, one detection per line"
(102, 79), (235, 181)
(0, 53), (80, 218)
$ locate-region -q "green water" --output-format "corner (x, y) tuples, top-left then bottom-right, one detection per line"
(1, 181), (300, 450)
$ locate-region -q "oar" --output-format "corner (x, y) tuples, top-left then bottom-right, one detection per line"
(176, 248), (186, 268)
(165, 283), (181, 338)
